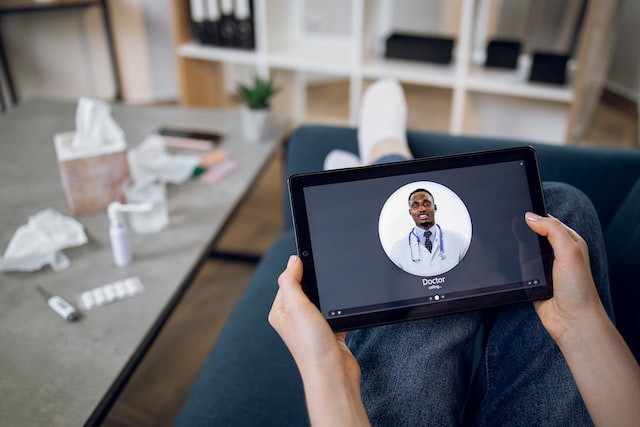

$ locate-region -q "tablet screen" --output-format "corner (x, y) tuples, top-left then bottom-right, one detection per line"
(288, 147), (553, 331)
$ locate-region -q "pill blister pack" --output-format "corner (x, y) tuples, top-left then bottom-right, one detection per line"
(77, 276), (144, 311)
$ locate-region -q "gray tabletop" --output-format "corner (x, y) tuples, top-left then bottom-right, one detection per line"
(0, 99), (283, 426)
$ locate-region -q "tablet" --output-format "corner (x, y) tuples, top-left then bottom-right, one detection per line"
(288, 146), (553, 331)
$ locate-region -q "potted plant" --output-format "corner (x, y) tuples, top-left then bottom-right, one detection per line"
(236, 74), (280, 142)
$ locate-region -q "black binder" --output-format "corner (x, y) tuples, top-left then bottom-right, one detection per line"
(202, 0), (222, 46)
(218, 0), (237, 47)
(234, 0), (255, 50)
(189, 0), (207, 44)
(192, 0), (255, 50)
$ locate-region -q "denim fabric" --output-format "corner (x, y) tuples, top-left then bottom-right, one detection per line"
(347, 169), (610, 425)
(346, 312), (483, 425)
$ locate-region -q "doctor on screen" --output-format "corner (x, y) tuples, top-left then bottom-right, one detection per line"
(389, 188), (469, 276)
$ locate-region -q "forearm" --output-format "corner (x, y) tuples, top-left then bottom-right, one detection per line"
(301, 370), (371, 427)
(556, 307), (640, 427)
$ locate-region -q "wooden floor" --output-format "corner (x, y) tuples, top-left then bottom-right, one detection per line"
(101, 84), (637, 426)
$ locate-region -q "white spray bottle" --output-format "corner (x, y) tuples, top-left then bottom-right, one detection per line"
(108, 201), (152, 267)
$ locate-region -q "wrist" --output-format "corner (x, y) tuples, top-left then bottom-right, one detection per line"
(537, 282), (607, 345)
(302, 366), (362, 401)
(302, 368), (369, 426)
(553, 304), (611, 353)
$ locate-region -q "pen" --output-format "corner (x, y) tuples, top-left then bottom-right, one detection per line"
(36, 285), (80, 322)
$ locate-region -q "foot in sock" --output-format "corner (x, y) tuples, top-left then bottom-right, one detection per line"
(357, 78), (410, 165)
(323, 149), (361, 170)
(323, 78), (412, 170)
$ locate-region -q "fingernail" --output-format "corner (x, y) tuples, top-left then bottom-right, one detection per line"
(525, 212), (541, 222)
(287, 255), (297, 267)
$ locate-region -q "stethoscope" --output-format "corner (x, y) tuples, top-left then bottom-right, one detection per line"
(409, 224), (446, 262)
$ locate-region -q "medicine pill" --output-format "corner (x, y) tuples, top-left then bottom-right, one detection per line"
(113, 281), (127, 299)
(76, 276), (145, 311)
(80, 291), (95, 310)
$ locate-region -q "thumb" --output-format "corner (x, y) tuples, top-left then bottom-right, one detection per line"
(524, 211), (549, 236)
(270, 255), (304, 328)
(525, 212), (584, 254)
(278, 255), (304, 294)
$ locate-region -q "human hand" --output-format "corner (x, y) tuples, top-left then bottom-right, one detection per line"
(269, 255), (370, 426)
(269, 255), (362, 387)
(526, 212), (640, 427)
(524, 212), (606, 343)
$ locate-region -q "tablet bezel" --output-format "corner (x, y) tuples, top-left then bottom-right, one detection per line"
(288, 146), (554, 331)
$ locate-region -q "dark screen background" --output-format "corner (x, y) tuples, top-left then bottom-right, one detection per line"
(302, 160), (547, 316)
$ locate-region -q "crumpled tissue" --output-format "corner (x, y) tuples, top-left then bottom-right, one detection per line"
(128, 134), (200, 186)
(0, 209), (88, 272)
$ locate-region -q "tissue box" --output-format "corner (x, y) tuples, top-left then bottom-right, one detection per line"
(54, 132), (130, 215)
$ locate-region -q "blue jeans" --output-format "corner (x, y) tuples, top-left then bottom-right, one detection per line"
(347, 155), (612, 426)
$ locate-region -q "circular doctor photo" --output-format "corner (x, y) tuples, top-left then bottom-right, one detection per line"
(378, 182), (472, 277)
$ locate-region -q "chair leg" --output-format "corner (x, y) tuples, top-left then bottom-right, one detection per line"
(0, 30), (17, 109)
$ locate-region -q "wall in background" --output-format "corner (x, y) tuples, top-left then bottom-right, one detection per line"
(1, 7), (114, 101)
(0, 0), (178, 104)
(606, 0), (639, 100)
(140, 0), (177, 102)
(108, 0), (154, 102)
(0, 0), (636, 105)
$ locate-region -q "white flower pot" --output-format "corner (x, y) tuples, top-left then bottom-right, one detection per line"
(241, 106), (274, 143)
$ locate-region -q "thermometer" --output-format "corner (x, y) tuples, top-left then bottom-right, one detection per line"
(36, 285), (80, 322)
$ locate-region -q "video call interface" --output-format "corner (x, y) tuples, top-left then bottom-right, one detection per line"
(299, 158), (549, 320)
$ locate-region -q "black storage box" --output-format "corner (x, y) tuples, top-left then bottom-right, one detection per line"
(485, 39), (521, 69)
(385, 33), (455, 64)
(528, 52), (570, 85)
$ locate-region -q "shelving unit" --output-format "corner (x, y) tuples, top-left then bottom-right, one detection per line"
(170, 0), (614, 144)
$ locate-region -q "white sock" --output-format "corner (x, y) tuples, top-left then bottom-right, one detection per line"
(357, 78), (408, 164)
(323, 149), (362, 170)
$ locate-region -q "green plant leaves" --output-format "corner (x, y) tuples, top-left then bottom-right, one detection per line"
(236, 75), (280, 110)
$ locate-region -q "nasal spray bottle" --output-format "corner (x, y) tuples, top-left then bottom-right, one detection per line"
(108, 201), (152, 267)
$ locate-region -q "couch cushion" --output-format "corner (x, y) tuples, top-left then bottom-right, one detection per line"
(604, 177), (640, 361)
(284, 125), (640, 232)
(174, 232), (309, 427)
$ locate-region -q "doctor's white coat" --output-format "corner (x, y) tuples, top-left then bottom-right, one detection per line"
(388, 227), (469, 277)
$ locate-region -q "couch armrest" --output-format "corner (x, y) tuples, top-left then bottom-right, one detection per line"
(175, 232), (309, 426)
(282, 126), (359, 229)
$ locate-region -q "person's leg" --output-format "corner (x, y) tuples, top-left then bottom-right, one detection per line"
(337, 78), (481, 425)
(349, 81), (471, 425)
(470, 182), (611, 426)
(347, 148), (482, 426)
(347, 313), (483, 426)
(358, 79), (412, 164)
(324, 78), (412, 170)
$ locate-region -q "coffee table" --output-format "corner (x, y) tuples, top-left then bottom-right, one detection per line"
(0, 99), (286, 426)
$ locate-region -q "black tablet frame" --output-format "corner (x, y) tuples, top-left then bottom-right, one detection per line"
(288, 147), (554, 331)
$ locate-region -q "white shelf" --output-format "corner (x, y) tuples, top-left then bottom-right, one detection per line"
(178, 41), (259, 66)
(362, 58), (456, 88)
(266, 38), (354, 74)
(466, 65), (573, 103)
(173, 0), (603, 144)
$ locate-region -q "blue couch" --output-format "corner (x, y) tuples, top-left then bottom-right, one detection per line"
(175, 125), (640, 426)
